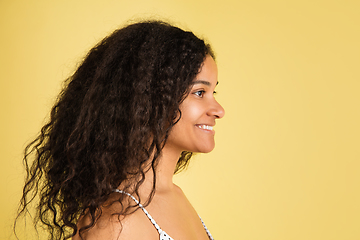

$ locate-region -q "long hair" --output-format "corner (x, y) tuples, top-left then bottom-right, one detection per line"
(15, 20), (214, 240)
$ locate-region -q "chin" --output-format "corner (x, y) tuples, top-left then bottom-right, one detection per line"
(195, 144), (215, 154)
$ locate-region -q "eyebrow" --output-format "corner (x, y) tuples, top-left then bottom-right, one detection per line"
(192, 80), (219, 86)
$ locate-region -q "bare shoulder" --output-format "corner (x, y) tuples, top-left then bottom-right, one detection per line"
(72, 200), (123, 240)
(72, 194), (158, 240)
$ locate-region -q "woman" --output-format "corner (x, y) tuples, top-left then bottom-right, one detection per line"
(16, 20), (224, 240)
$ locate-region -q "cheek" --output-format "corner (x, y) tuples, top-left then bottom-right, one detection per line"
(180, 102), (202, 123)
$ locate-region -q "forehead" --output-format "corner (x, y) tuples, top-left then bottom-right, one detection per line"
(193, 56), (218, 86)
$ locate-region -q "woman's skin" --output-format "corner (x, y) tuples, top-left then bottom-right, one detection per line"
(73, 55), (224, 240)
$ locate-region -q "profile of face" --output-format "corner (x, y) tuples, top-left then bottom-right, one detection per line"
(166, 55), (225, 154)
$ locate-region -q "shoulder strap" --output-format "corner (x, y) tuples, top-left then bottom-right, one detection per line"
(114, 189), (164, 235)
(199, 216), (214, 240)
(115, 189), (212, 240)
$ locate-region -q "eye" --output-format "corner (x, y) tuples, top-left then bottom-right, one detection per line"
(194, 90), (205, 97)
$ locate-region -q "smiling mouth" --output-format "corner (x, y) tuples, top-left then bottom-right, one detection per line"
(196, 124), (214, 131)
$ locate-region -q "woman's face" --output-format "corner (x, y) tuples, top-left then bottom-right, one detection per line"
(166, 55), (225, 154)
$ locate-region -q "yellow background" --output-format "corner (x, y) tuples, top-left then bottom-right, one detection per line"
(1, 0), (359, 239)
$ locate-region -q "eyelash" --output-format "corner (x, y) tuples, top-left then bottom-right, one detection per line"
(194, 90), (205, 97)
(193, 90), (217, 97)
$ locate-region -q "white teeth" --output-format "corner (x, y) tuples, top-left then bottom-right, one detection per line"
(198, 125), (213, 131)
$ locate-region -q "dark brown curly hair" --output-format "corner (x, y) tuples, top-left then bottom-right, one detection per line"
(15, 20), (214, 240)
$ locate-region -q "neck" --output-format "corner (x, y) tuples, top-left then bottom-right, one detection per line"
(136, 145), (182, 197)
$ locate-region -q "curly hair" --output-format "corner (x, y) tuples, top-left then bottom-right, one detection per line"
(15, 20), (214, 240)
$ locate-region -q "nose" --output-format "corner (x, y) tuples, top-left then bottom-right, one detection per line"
(208, 100), (225, 119)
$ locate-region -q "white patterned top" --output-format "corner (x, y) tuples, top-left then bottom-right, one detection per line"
(114, 189), (214, 240)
